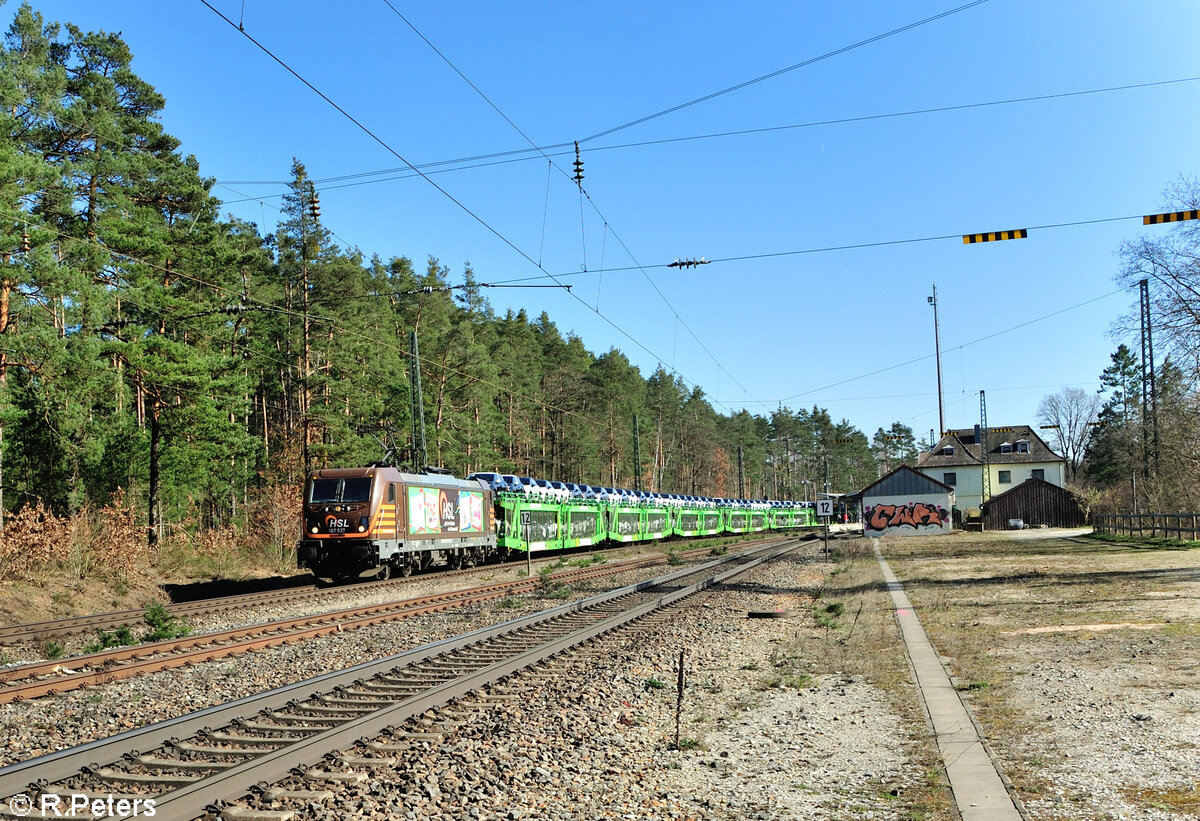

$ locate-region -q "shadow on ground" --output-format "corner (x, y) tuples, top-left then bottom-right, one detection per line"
(161, 572), (317, 603)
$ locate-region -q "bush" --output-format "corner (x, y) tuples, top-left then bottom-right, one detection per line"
(540, 582), (571, 600)
(813, 601), (842, 629)
(248, 483), (301, 571)
(143, 602), (189, 642)
(0, 501), (71, 580)
(191, 524), (245, 579)
(83, 626), (136, 654)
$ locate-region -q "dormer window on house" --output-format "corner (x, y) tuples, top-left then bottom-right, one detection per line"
(941, 446), (954, 456)
(999, 442), (1013, 454)
(1015, 440), (1030, 453)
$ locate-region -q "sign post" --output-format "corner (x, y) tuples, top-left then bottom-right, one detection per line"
(521, 510), (532, 576)
(816, 498), (833, 558)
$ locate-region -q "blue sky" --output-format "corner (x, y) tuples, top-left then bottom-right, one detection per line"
(22, 0), (1200, 441)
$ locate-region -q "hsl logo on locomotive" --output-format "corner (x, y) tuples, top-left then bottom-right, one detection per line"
(324, 514), (350, 533)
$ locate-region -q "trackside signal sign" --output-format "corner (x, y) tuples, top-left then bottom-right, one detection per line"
(963, 229), (1028, 244)
(1143, 209), (1200, 225)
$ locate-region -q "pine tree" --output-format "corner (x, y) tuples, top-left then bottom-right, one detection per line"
(1085, 345), (1142, 489)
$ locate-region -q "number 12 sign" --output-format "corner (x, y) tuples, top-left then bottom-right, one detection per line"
(816, 499), (833, 518)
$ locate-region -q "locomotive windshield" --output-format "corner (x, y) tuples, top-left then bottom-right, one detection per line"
(308, 477), (373, 503)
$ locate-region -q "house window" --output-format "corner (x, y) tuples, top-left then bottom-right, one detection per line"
(1016, 440), (1030, 453)
(941, 446), (954, 456)
(1031, 469), (1044, 480)
(998, 470), (1011, 484)
(999, 442), (1012, 454)
(943, 472), (956, 486)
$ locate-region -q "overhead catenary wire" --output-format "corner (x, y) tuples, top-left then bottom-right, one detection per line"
(2, 210), (1132, 442)
(782, 381), (1104, 406)
(216, 75), (1200, 197)
(365, 0), (759, 410)
(477, 212), (1149, 286)
(197, 0), (563, 292)
(4, 206), (617, 429)
(720, 289), (1124, 408)
(366, 5), (768, 405)
(200, 0), (738, 415)
(577, 0), (992, 144)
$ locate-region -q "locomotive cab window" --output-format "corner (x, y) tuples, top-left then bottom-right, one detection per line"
(342, 478), (372, 502)
(308, 477), (373, 503)
(308, 479), (341, 503)
(388, 484), (396, 503)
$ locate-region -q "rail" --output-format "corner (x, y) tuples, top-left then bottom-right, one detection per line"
(1092, 512), (1200, 541)
(0, 544), (741, 704)
(0, 537), (805, 821)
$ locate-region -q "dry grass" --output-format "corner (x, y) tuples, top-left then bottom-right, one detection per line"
(1122, 784), (1200, 816)
(0, 486), (302, 626)
(879, 529), (1200, 813)
(788, 537), (957, 820)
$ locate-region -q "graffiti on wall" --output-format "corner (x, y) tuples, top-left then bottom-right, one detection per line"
(863, 502), (949, 534)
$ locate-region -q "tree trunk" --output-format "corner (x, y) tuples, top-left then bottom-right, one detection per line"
(148, 399), (161, 548)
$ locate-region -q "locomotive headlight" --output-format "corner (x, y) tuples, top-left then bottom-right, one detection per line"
(358, 517), (369, 533)
(311, 526), (318, 534)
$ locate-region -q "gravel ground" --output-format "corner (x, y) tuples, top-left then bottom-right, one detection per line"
(0, 555), (697, 767)
(245, 544), (935, 820)
(883, 530), (1200, 821)
(995, 629), (1200, 820)
(0, 544), (699, 665)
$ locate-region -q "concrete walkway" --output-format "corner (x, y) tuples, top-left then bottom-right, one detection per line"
(873, 541), (1025, 821)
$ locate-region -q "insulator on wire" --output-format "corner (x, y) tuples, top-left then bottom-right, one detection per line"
(20, 229), (30, 253)
(309, 192), (321, 220)
(572, 141), (584, 186)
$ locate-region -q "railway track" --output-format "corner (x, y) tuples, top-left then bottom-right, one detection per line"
(0, 543), (780, 705)
(0, 536), (804, 821)
(0, 537), (783, 647)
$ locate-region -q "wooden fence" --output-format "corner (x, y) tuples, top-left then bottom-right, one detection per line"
(1092, 513), (1200, 541)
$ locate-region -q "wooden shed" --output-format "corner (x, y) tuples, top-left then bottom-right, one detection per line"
(982, 478), (1085, 529)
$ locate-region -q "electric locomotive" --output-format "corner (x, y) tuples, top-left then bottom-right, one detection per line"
(298, 467), (497, 580)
